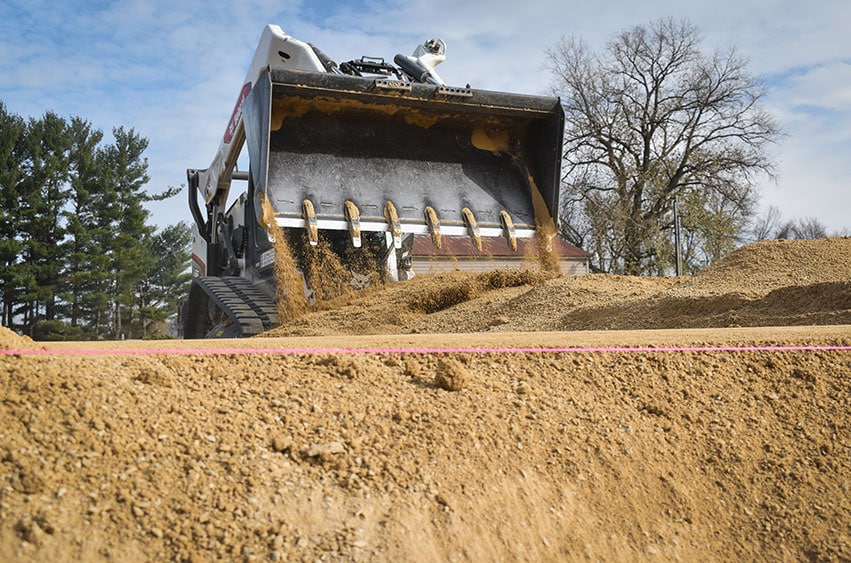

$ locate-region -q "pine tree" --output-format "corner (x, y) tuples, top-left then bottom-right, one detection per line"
(101, 126), (153, 338)
(17, 112), (72, 332)
(61, 117), (105, 331)
(0, 103), (26, 328)
(1, 104), (187, 339)
(137, 222), (193, 337)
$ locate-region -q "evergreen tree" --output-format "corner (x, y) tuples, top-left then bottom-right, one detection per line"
(101, 126), (153, 338)
(17, 112), (72, 332)
(0, 104), (189, 339)
(61, 117), (105, 330)
(0, 102), (26, 328)
(137, 222), (193, 337)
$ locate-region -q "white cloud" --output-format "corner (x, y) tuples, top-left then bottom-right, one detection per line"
(780, 61), (851, 113)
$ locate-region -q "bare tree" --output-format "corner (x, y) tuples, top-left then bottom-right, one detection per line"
(793, 217), (829, 239)
(548, 18), (782, 274)
(775, 216), (829, 240)
(749, 205), (783, 241)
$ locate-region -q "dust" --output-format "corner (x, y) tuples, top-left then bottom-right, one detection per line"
(260, 194), (309, 322)
(292, 233), (382, 306)
(296, 236), (353, 303)
(527, 176), (561, 274)
(407, 270), (553, 314)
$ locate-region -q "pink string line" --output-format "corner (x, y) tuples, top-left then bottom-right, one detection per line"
(2, 344), (850, 356)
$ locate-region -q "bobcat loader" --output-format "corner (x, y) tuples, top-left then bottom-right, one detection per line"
(182, 24), (564, 338)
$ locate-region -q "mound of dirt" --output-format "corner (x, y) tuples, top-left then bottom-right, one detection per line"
(0, 327), (41, 351)
(684, 237), (851, 296)
(2, 333), (849, 562)
(2, 237), (850, 562)
(555, 238), (851, 331)
(264, 237), (851, 336)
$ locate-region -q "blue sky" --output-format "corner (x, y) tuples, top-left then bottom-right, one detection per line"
(1, 0), (849, 235)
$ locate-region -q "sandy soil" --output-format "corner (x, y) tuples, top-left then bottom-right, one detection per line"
(2, 237), (850, 561)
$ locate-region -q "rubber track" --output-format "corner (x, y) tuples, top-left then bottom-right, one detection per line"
(195, 277), (279, 337)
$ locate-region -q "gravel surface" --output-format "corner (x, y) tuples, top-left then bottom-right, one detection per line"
(1, 237), (850, 562)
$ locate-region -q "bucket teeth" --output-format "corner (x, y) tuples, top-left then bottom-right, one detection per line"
(258, 192), (276, 242)
(384, 201), (402, 249)
(424, 206), (441, 250)
(302, 199), (318, 246)
(344, 200), (362, 248)
(461, 207), (482, 252)
(499, 210), (517, 252)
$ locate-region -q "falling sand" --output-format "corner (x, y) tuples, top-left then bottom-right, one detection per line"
(528, 175), (561, 274)
(260, 194), (309, 322)
(262, 194), (383, 315)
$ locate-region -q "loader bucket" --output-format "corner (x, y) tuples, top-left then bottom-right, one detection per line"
(242, 67), (564, 250)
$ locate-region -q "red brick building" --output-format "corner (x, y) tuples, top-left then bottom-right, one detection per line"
(411, 235), (591, 275)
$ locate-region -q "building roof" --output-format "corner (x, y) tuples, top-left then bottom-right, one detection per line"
(411, 234), (591, 259)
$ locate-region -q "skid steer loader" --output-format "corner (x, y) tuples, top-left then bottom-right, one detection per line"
(182, 24), (564, 338)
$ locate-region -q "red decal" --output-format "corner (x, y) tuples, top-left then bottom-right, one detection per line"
(191, 253), (206, 277)
(224, 82), (252, 144)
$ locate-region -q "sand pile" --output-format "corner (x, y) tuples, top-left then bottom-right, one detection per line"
(263, 237), (851, 336)
(2, 339), (849, 562)
(0, 328), (41, 351)
(685, 237), (851, 296)
(557, 238), (851, 330)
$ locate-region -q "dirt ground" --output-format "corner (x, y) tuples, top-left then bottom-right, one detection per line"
(1, 237), (850, 562)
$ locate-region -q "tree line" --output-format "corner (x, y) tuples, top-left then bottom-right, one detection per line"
(0, 102), (191, 340)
